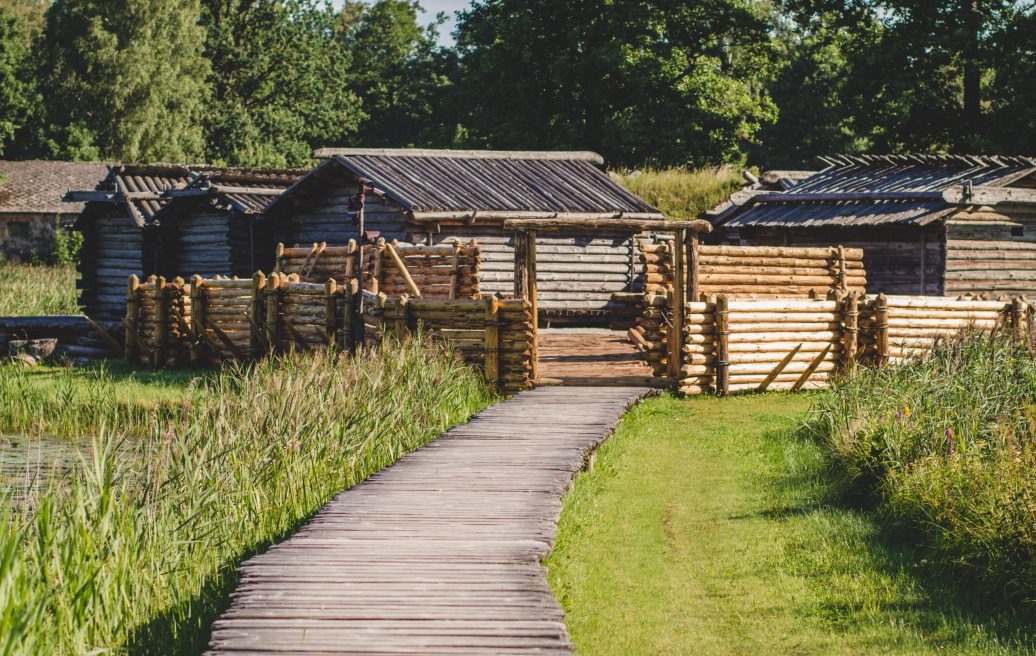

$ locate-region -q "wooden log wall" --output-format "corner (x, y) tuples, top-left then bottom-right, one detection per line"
(423, 225), (635, 315)
(943, 209), (1036, 296)
(125, 275), (192, 367)
(275, 240), (481, 300)
(633, 290), (1032, 396)
(189, 276), (264, 363)
(79, 211), (148, 320)
(278, 178), (407, 246)
(365, 296), (536, 393)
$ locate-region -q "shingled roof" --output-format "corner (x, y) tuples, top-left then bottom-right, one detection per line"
(271, 149), (663, 219)
(159, 167), (305, 217)
(709, 154), (1036, 228)
(0, 160), (109, 214)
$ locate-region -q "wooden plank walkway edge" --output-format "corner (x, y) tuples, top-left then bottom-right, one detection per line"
(206, 385), (655, 655)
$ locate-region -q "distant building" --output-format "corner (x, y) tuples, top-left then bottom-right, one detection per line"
(706, 154), (1036, 296)
(0, 160), (109, 260)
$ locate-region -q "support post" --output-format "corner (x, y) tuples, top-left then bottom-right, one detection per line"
(484, 295), (500, 390)
(1011, 296), (1024, 341)
(715, 294), (730, 397)
(251, 272), (265, 357)
(875, 293), (889, 366)
(669, 229), (686, 380)
(836, 245), (848, 295)
(513, 230), (527, 299)
(190, 275), (206, 363)
(526, 230), (538, 381)
(125, 275), (140, 362)
(340, 278), (358, 352)
(155, 276), (169, 368)
(687, 231), (700, 302)
(387, 240), (422, 297)
(449, 240), (462, 300)
(265, 273), (282, 353)
(842, 291), (859, 368)
(325, 278), (339, 347)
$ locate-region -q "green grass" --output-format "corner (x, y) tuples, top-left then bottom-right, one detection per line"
(0, 359), (202, 438)
(547, 393), (1035, 656)
(0, 263), (79, 315)
(611, 166), (747, 218)
(0, 340), (494, 655)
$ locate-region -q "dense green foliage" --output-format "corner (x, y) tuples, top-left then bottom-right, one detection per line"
(805, 333), (1036, 603)
(0, 0), (1034, 167)
(0, 342), (492, 655)
(548, 394), (1035, 655)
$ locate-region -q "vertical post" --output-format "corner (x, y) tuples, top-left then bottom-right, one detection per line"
(274, 243), (285, 275)
(325, 278), (338, 347)
(842, 291), (859, 369)
(1011, 296), (1024, 341)
(526, 230), (538, 381)
(251, 272), (265, 357)
(190, 275), (206, 363)
(393, 296), (410, 340)
(837, 245), (848, 294)
(265, 273), (281, 353)
(875, 293), (889, 366)
(484, 295), (500, 391)
(449, 240), (462, 300)
(340, 278), (357, 352)
(125, 274), (140, 362)
(354, 187), (367, 348)
(669, 229), (686, 380)
(919, 230), (928, 295)
(513, 229), (527, 299)
(687, 231), (700, 302)
(715, 294), (730, 397)
(370, 237), (385, 294)
(155, 276), (169, 368)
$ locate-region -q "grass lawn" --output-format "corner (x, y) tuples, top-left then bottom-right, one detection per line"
(547, 393), (1036, 656)
(0, 263), (78, 315)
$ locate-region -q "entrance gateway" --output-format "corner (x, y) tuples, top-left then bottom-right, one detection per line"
(506, 217), (712, 387)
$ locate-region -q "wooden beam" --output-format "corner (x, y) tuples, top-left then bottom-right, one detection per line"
(757, 344), (802, 393)
(503, 218), (712, 232)
(385, 241), (421, 297)
(943, 186), (1036, 206)
(752, 191), (942, 204)
(312, 148), (605, 164)
(415, 211), (666, 223)
(669, 231), (686, 381)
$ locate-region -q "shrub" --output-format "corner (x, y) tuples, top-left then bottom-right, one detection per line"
(804, 332), (1036, 601)
(0, 340), (493, 654)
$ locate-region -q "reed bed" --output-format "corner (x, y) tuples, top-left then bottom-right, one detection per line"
(0, 338), (493, 655)
(0, 263), (79, 316)
(803, 331), (1036, 602)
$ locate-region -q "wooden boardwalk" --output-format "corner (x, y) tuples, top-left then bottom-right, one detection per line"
(207, 386), (652, 655)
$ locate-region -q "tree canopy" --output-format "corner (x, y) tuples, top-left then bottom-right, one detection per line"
(0, 0), (1033, 169)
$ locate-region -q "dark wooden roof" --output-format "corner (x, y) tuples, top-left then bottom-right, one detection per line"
(709, 154), (1036, 229)
(0, 160), (109, 214)
(270, 149), (663, 218)
(159, 168), (305, 217)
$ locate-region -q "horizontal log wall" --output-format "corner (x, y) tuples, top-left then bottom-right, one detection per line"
(944, 209), (1036, 296)
(190, 275), (265, 363)
(365, 296), (535, 393)
(275, 239), (482, 300)
(125, 275), (192, 367)
(79, 210), (147, 320)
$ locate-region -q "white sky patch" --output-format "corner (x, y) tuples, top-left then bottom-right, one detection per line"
(331, 0), (471, 45)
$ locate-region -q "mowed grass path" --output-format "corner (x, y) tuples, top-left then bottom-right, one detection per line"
(546, 394), (1035, 656)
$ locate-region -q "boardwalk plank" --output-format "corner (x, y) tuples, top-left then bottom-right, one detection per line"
(206, 386), (650, 655)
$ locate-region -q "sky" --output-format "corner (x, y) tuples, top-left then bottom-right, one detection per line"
(332, 0), (471, 45)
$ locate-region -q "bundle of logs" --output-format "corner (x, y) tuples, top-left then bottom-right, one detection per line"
(125, 272), (533, 393)
(365, 296), (536, 393)
(631, 290), (1032, 396)
(275, 239), (481, 300)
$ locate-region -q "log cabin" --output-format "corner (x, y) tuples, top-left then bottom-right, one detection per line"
(264, 149), (665, 324)
(706, 154), (1036, 296)
(154, 168), (303, 279)
(67, 164), (202, 319)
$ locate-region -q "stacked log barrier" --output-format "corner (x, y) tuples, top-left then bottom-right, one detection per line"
(277, 239), (481, 300)
(367, 295), (535, 393)
(189, 276), (262, 363)
(859, 295), (1018, 363)
(264, 273), (345, 353)
(125, 275), (192, 367)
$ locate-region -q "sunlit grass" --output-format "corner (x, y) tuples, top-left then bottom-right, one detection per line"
(0, 263), (78, 316)
(611, 166), (747, 218)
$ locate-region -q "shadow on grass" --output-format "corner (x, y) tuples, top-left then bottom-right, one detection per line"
(762, 425), (1036, 651)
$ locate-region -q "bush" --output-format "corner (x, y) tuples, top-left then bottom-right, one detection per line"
(0, 340), (493, 654)
(803, 332), (1036, 601)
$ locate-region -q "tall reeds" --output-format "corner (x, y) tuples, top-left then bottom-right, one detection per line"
(0, 338), (493, 654)
(0, 263), (78, 316)
(803, 331), (1036, 602)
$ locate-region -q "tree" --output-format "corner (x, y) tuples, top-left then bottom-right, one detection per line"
(34, 0), (210, 162)
(0, 0), (44, 157)
(340, 0), (458, 147)
(452, 0), (777, 168)
(202, 0), (364, 167)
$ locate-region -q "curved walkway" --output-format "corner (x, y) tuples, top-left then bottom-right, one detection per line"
(207, 386), (652, 655)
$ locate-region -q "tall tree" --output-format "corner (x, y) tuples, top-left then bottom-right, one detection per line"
(34, 0), (210, 162)
(452, 0), (777, 168)
(0, 0), (44, 157)
(341, 0), (458, 147)
(203, 0), (363, 167)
